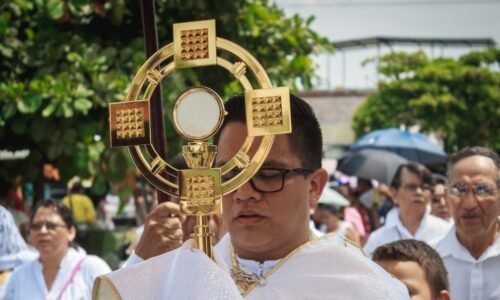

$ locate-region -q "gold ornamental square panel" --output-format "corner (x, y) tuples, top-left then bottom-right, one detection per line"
(179, 168), (222, 214)
(109, 101), (151, 147)
(244, 87), (291, 137)
(173, 20), (217, 68)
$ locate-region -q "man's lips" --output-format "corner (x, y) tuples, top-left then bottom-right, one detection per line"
(235, 210), (265, 224)
(461, 214), (480, 221)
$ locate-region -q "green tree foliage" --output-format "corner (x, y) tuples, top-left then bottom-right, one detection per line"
(0, 0), (332, 197)
(352, 49), (500, 152)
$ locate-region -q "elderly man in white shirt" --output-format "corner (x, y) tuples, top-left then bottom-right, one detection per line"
(434, 146), (500, 300)
(364, 163), (452, 257)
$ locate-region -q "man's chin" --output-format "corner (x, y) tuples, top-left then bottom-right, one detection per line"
(457, 220), (486, 236)
(231, 229), (270, 249)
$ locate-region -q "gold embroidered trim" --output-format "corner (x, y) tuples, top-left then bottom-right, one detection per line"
(230, 231), (315, 296)
(92, 275), (123, 300)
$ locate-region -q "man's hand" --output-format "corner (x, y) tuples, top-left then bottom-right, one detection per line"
(134, 202), (184, 260)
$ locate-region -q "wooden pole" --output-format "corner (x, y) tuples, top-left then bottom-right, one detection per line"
(139, 0), (169, 203)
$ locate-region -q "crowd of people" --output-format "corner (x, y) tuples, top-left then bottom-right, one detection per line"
(1, 93), (499, 299)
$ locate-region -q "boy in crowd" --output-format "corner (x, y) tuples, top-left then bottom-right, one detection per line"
(373, 239), (451, 300)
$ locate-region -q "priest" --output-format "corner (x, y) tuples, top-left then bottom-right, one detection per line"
(93, 94), (409, 299)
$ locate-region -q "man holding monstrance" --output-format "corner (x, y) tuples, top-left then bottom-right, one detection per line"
(93, 20), (408, 299)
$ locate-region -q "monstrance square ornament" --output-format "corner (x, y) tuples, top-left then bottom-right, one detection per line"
(109, 100), (151, 147)
(179, 168), (222, 215)
(245, 87), (291, 137)
(173, 19), (217, 68)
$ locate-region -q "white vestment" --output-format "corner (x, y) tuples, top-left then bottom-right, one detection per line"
(93, 233), (409, 299)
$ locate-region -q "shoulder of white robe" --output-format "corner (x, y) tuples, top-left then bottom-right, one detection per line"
(316, 232), (364, 254)
(93, 275), (122, 300)
(343, 237), (364, 254)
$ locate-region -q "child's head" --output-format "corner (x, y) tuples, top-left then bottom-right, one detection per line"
(373, 239), (450, 300)
(314, 203), (344, 232)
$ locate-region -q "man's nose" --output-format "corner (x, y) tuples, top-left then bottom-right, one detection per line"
(39, 224), (49, 233)
(233, 180), (261, 203)
(462, 190), (478, 209)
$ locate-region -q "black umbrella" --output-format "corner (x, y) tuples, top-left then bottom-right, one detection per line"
(350, 128), (447, 165)
(336, 148), (409, 185)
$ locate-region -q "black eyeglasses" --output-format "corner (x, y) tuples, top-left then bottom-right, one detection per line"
(447, 183), (497, 200)
(30, 221), (68, 231)
(223, 167), (315, 193)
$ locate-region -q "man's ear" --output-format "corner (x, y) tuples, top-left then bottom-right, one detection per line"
(436, 290), (451, 300)
(309, 168), (328, 208)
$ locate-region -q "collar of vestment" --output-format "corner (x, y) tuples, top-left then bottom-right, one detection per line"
(236, 256), (280, 279)
(226, 231), (361, 297)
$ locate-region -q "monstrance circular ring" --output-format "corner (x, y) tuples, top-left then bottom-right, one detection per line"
(123, 36), (279, 198)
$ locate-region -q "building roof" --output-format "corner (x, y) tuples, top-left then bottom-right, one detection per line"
(332, 36), (496, 50)
(298, 89), (375, 98)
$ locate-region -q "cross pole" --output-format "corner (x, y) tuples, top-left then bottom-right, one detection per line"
(139, 0), (169, 203)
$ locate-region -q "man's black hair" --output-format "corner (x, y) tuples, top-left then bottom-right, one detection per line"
(391, 162), (432, 189)
(373, 239), (449, 298)
(213, 93), (323, 169)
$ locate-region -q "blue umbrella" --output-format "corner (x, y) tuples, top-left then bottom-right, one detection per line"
(350, 128), (447, 165)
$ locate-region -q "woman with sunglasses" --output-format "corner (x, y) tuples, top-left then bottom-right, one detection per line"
(4, 200), (111, 299)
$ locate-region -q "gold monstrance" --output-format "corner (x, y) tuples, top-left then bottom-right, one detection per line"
(109, 19), (292, 259)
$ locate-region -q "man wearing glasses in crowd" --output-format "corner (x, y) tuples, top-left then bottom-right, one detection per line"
(433, 146), (500, 300)
(93, 94), (408, 299)
(364, 163), (452, 257)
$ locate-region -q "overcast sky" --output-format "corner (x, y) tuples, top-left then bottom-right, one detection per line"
(274, 0), (500, 89)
